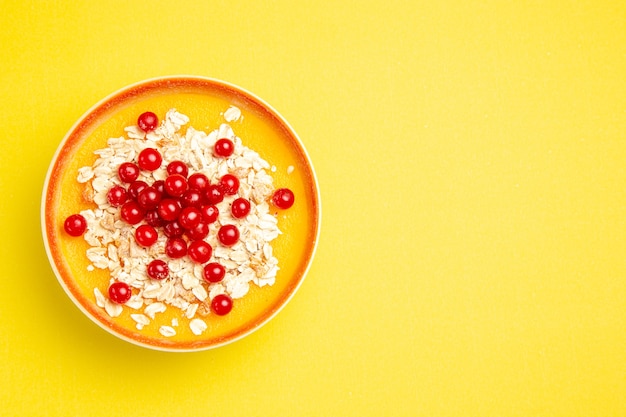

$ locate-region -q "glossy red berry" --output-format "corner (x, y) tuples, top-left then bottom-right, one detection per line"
(211, 294), (233, 315)
(205, 184), (224, 205)
(219, 174), (239, 195)
(145, 209), (165, 227)
(108, 282), (132, 304)
(203, 263), (225, 283)
(147, 260), (169, 280)
(231, 198), (251, 218)
(120, 201), (145, 224)
(178, 207), (202, 230)
(107, 185), (128, 207)
(137, 186), (162, 210)
(188, 173), (209, 191)
(164, 174), (188, 197)
(186, 222), (209, 241)
(152, 180), (165, 195)
(218, 224), (239, 246)
(127, 180), (149, 200)
(135, 224), (158, 247)
(181, 189), (203, 208)
(137, 111), (158, 132)
(165, 237), (187, 259)
(200, 205), (219, 224)
(64, 214), (87, 236)
(214, 138), (234, 157)
(163, 220), (184, 238)
(137, 148), (162, 171)
(188, 240), (213, 263)
(157, 198), (182, 222)
(118, 162), (140, 183)
(167, 160), (188, 178)
(272, 188), (295, 209)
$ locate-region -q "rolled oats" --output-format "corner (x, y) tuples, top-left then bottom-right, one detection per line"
(79, 107), (284, 335)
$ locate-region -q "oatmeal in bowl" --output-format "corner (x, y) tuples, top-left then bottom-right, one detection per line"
(41, 77), (320, 351)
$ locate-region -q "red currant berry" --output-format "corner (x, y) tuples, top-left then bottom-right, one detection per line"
(178, 206), (202, 230)
(188, 240), (213, 263)
(211, 294), (233, 315)
(118, 162), (140, 183)
(153, 180), (165, 195)
(128, 180), (149, 200)
(165, 237), (187, 259)
(164, 174), (188, 197)
(219, 174), (239, 195)
(137, 148), (162, 171)
(135, 224), (158, 247)
(137, 111), (158, 132)
(157, 198), (182, 222)
(218, 224), (239, 246)
(272, 188), (295, 209)
(108, 281), (132, 304)
(166, 160), (188, 178)
(186, 222), (209, 241)
(181, 189), (203, 208)
(205, 184), (224, 205)
(188, 173), (209, 191)
(214, 138), (234, 157)
(107, 185), (128, 207)
(120, 201), (145, 224)
(163, 220), (184, 238)
(64, 214), (87, 236)
(200, 205), (219, 224)
(137, 186), (162, 210)
(203, 262), (225, 283)
(231, 198), (251, 218)
(145, 209), (165, 227)
(147, 259), (169, 280)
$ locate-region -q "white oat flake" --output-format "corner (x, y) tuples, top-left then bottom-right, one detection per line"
(94, 288), (106, 308)
(131, 313), (150, 326)
(223, 105), (242, 122)
(126, 295), (144, 310)
(144, 302), (167, 319)
(104, 299), (123, 318)
(189, 318), (207, 335)
(159, 326), (176, 337)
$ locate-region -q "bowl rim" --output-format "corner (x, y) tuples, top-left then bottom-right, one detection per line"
(41, 75), (322, 352)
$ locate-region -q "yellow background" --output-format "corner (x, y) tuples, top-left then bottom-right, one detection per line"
(1, 1), (625, 415)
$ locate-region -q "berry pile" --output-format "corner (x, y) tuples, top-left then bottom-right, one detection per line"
(63, 111), (294, 318)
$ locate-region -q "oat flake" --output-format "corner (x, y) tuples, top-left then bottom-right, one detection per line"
(189, 318), (208, 335)
(159, 326), (176, 337)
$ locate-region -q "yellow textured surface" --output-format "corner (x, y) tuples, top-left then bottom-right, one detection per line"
(1, 1), (625, 415)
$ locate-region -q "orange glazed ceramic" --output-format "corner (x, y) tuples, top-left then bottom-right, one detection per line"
(42, 76), (321, 351)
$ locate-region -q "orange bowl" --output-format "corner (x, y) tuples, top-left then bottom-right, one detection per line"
(41, 76), (321, 351)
